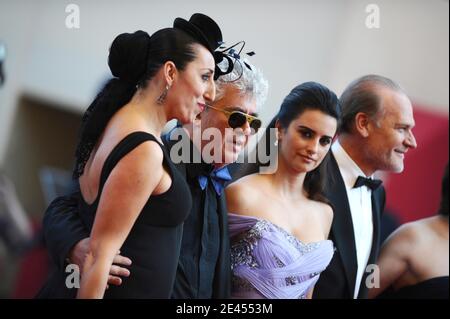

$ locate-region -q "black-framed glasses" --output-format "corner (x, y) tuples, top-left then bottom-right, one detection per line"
(206, 104), (262, 133)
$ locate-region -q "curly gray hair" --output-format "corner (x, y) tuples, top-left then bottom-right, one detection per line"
(214, 59), (268, 111)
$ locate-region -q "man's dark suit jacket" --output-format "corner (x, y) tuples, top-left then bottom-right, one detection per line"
(163, 132), (231, 298)
(313, 153), (385, 299)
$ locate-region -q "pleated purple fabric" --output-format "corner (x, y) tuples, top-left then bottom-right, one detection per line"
(229, 213), (334, 299)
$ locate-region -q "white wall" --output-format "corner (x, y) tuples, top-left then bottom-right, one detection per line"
(0, 0), (448, 164)
(329, 0), (449, 113)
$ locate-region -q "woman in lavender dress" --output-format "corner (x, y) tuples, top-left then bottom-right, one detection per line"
(226, 82), (341, 299)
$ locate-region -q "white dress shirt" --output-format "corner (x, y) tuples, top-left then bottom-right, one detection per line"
(332, 141), (374, 299)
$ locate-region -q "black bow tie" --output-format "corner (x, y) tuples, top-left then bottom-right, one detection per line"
(353, 176), (382, 191)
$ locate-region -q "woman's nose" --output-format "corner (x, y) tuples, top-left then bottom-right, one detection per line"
(204, 80), (216, 103)
(307, 140), (319, 155)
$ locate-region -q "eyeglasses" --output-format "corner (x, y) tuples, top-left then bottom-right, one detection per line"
(205, 104), (262, 133)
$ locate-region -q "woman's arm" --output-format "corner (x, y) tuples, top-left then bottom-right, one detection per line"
(368, 224), (415, 298)
(321, 204), (334, 239)
(77, 141), (164, 298)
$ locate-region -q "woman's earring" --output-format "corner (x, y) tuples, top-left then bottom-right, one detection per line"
(274, 139), (279, 147)
(157, 84), (170, 105)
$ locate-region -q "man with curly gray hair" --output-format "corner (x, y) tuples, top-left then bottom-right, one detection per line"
(167, 58), (268, 298)
(192, 58), (268, 165)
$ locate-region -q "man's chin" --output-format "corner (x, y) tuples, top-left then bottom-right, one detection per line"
(386, 161), (404, 173)
(393, 165), (405, 173)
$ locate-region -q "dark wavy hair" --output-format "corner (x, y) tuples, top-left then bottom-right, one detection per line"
(73, 28), (199, 178)
(252, 82), (341, 204)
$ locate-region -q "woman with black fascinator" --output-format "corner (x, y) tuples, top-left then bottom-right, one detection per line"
(38, 13), (223, 299)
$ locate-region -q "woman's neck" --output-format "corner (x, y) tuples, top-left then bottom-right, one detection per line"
(269, 155), (308, 201)
(129, 87), (168, 135)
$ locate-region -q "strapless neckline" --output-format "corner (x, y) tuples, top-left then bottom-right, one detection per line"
(228, 213), (332, 247)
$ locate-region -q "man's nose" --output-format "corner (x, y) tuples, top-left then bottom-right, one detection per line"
(241, 120), (252, 136)
(406, 130), (418, 149)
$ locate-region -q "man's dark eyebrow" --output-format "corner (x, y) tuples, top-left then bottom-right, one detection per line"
(298, 125), (333, 139)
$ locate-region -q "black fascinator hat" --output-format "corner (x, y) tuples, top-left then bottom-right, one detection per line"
(173, 13), (255, 81)
(173, 13), (223, 54)
(213, 41), (256, 81)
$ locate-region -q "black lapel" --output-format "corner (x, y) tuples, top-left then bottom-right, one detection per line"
(213, 194), (231, 298)
(357, 186), (385, 298)
(326, 153), (358, 297)
(164, 128), (230, 298)
(370, 187), (384, 263)
(226, 162), (241, 182)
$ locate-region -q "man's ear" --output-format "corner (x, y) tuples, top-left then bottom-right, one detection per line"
(354, 112), (370, 138)
(163, 61), (177, 87)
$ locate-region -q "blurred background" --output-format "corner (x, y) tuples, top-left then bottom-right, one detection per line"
(0, 0), (448, 298)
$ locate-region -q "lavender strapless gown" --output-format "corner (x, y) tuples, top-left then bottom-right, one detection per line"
(229, 213), (334, 299)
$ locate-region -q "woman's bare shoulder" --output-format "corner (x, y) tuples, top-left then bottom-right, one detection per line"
(383, 219), (424, 252)
(307, 199), (334, 237)
(225, 173), (268, 216)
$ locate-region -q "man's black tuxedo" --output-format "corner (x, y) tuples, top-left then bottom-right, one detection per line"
(313, 153), (385, 299)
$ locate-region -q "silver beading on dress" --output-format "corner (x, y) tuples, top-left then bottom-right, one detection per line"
(231, 219), (323, 298)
